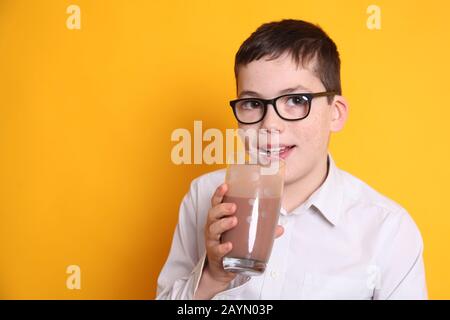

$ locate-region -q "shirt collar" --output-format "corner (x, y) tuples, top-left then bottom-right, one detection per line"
(282, 153), (343, 226)
(307, 153), (343, 226)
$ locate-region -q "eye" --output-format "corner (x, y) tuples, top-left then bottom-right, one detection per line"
(286, 95), (308, 106)
(240, 99), (263, 110)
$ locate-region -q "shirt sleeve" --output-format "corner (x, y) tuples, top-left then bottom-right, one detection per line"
(156, 180), (206, 300)
(155, 175), (252, 300)
(374, 208), (428, 300)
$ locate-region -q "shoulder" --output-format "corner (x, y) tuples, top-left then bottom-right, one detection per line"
(177, 168), (227, 233)
(181, 168), (226, 216)
(337, 168), (423, 246)
(188, 168), (227, 197)
(338, 168), (404, 213)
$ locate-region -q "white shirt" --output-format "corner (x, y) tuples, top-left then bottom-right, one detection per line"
(156, 154), (427, 300)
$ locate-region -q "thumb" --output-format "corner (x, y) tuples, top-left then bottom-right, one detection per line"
(274, 225), (284, 239)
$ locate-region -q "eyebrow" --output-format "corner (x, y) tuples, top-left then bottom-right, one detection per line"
(238, 84), (312, 98)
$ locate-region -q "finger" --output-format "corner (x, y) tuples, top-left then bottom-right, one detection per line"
(208, 216), (237, 241)
(208, 202), (236, 222)
(211, 183), (228, 207)
(274, 225), (284, 239)
(211, 241), (233, 258)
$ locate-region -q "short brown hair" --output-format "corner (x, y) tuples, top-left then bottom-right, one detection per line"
(234, 19), (341, 103)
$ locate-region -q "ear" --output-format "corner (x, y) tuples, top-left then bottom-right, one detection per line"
(330, 95), (349, 132)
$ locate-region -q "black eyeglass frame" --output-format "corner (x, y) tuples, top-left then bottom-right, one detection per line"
(229, 91), (337, 124)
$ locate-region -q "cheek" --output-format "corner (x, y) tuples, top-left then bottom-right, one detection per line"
(238, 123), (262, 132)
(237, 123), (262, 148)
(284, 119), (328, 182)
(288, 114), (328, 150)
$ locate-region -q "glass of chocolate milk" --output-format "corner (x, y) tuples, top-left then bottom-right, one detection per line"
(221, 152), (285, 276)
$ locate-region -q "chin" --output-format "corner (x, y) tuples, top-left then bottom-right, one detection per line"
(283, 167), (305, 186)
(282, 156), (313, 185)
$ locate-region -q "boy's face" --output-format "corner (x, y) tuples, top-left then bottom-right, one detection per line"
(235, 53), (348, 185)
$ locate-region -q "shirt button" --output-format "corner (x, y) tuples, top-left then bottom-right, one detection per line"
(270, 270), (279, 278)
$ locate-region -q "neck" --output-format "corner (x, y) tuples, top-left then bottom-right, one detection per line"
(282, 154), (329, 213)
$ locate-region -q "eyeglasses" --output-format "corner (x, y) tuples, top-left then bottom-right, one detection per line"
(229, 91), (337, 124)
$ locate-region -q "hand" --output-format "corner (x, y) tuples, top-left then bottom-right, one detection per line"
(203, 183), (284, 285)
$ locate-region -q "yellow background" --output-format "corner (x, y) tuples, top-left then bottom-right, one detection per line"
(1, 0), (449, 299)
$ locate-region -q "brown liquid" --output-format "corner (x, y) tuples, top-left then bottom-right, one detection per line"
(221, 195), (281, 263)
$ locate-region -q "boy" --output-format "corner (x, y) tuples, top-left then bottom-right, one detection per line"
(156, 19), (427, 299)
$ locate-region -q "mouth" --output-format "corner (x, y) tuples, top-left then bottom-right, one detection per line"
(258, 144), (296, 160)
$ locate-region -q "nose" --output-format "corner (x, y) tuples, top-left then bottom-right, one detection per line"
(260, 103), (285, 133)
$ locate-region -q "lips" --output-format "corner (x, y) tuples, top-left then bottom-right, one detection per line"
(258, 144), (296, 159)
